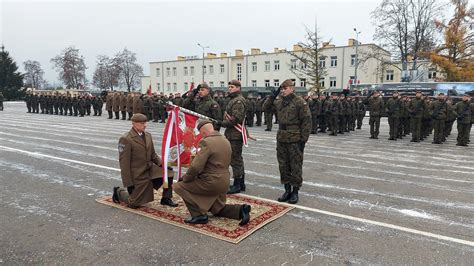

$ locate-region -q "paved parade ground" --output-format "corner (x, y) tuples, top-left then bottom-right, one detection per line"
(1, 101), (473, 264)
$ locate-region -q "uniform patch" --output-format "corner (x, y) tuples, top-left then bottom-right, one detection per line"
(118, 143), (126, 153)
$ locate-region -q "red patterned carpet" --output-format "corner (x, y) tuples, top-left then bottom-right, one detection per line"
(96, 192), (294, 243)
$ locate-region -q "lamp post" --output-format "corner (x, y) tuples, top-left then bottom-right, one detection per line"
(353, 28), (361, 90)
(197, 43), (209, 83)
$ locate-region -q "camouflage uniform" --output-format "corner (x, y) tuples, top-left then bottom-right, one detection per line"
(385, 94), (402, 140)
(431, 97), (448, 144)
(309, 96), (321, 134)
(408, 94), (425, 142)
(367, 94), (385, 139)
(454, 98), (472, 146)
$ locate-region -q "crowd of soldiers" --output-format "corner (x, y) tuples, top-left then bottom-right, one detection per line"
(24, 92), (104, 116)
(366, 90), (473, 146)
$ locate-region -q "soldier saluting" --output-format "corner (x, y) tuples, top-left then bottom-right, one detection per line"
(263, 79), (311, 204)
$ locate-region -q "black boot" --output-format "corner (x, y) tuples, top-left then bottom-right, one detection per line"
(227, 178), (242, 194)
(160, 198), (178, 207)
(240, 173), (246, 192)
(288, 186), (299, 204)
(112, 186), (120, 203)
(184, 214), (208, 224)
(239, 204), (251, 226)
(277, 184), (292, 202)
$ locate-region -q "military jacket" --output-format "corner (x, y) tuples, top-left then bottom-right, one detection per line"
(407, 97), (425, 118)
(223, 92), (247, 140)
(454, 101), (472, 124)
(386, 97), (402, 117)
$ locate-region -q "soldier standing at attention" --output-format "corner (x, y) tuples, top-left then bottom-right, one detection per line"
(255, 95), (263, 127)
(454, 94), (472, 146)
(385, 91), (402, 140)
(112, 113), (178, 208)
(120, 92), (128, 120)
(431, 93), (448, 144)
(263, 95), (274, 131)
(217, 80), (247, 194)
(263, 79), (311, 204)
(408, 90), (425, 142)
(106, 92), (114, 119)
(309, 94), (321, 134)
(126, 93), (134, 120)
(327, 94), (342, 136)
(367, 91), (384, 139)
(113, 92), (121, 119)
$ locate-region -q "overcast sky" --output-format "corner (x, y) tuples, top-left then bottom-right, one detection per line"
(2, 0), (382, 86)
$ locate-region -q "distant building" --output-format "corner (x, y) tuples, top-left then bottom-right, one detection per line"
(141, 39), (439, 95)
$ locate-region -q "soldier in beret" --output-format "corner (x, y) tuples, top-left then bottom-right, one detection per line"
(174, 119), (251, 225)
(183, 83), (222, 130)
(112, 113), (178, 208)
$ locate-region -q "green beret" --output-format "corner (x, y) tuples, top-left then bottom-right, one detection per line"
(131, 113), (147, 122)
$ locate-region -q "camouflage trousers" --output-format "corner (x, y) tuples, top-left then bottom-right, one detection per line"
(276, 142), (303, 188)
(411, 117), (422, 141)
(457, 122), (471, 145)
(369, 116), (381, 137)
(432, 119), (445, 143)
(264, 113), (273, 130)
(230, 140), (245, 179)
(388, 116), (399, 139)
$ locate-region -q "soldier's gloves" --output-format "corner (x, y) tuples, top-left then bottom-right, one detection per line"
(272, 86), (282, 98)
(298, 141), (306, 153)
(214, 120), (223, 127)
(192, 85), (201, 97)
(127, 186), (135, 195)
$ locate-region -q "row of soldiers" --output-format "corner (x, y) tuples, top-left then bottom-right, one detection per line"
(366, 90), (473, 146)
(24, 93), (103, 117)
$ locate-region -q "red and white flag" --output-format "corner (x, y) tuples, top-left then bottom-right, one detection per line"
(188, 81), (194, 92)
(147, 82), (152, 96)
(224, 112), (249, 147)
(161, 105), (201, 182)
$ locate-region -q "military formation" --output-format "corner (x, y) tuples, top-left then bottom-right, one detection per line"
(24, 92), (104, 116)
(365, 90), (473, 146)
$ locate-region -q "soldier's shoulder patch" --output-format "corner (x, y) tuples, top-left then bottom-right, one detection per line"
(118, 143), (126, 153)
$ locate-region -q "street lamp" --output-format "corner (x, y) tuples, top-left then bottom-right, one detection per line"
(197, 43), (209, 83)
(353, 28), (361, 90)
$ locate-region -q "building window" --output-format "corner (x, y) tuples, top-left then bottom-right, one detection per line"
(184, 67), (188, 76)
(386, 70), (394, 81)
(166, 68), (170, 76)
(209, 81), (214, 87)
(167, 83), (171, 91)
(274, 60), (280, 71)
(251, 62), (257, 72)
(319, 57), (326, 68)
(156, 68), (160, 77)
(428, 70), (437, 79)
(349, 76), (356, 84)
(300, 61), (307, 69)
(330, 56), (337, 67)
(290, 59), (297, 69)
(220, 64), (225, 73)
(209, 65), (214, 75)
(190, 66), (195, 76)
(329, 77), (336, 88)
(251, 80), (257, 87)
(203, 65), (207, 74)
(172, 67), (177, 76)
(237, 63), (242, 81)
(351, 55), (356, 66)
(173, 83), (177, 91)
(265, 80), (270, 87)
(157, 83), (161, 90)
(184, 82), (188, 90)
(319, 80), (325, 89)
(265, 61), (270, 71)
(220, 81), (225, 88)
(274, 79), (280, 87)
(300, 79), (306, 87)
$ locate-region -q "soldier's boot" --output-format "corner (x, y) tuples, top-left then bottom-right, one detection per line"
(277, 184), (292, 202)
(240, 173), (246, 192)
(288, 187), (299, 204)
(112, 186), (120, 203)
(227, 178), (242, 194)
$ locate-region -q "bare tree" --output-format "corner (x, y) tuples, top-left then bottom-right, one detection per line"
(371, 0), (443, 81)
(288, 22), (327, 94)
(51, 46), (87, 89)
(92, 55), (121, 90)
(116, 48), (143, 92)
(23, 60), (44, 89)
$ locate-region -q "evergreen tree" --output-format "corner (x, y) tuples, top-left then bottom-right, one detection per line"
(0, 46), (24, 100)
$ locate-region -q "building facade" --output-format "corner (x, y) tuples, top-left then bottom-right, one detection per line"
(141, 39), (438, 95)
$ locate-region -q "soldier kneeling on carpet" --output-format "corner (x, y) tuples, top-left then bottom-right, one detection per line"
(174, 119), (251, 225)
(112, 113), (178, 208)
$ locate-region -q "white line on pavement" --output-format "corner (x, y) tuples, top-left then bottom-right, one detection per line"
(1, 144), (473, 248)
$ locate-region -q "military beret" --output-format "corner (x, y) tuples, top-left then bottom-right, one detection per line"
(415, 90), (422, 93)
(196, 118), (212, 130)
(131, 113), (147, 122)
(462, 93), (472, 97)
(228, 80), (241, 87)
(281, 79), (294, 87)
(199, 83), (210, 89)
(393, 91), (399, 94)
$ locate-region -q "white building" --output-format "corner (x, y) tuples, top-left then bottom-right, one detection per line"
(141, 39), (433, 95)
